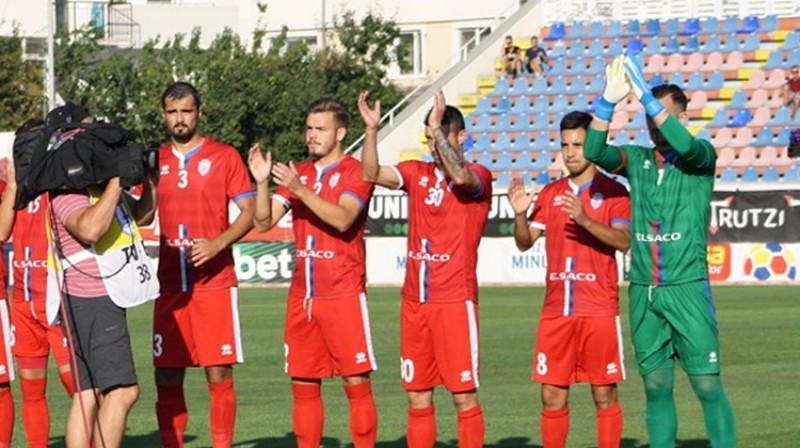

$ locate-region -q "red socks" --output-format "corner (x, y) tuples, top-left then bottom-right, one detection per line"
(60, 370), (75, 397)
(457, 405), (484, 448)
(344, 382), (377, 447)
(597, 401), (623, 448)
(208, 378), (236, 448)
(156, 384), (188, 448)
(0, 386), (14, 447)
(541, 406), (570, 448)
(406, 405), (436, 448)
(292, 383), (324, 448)
(20, 378), (49, 448)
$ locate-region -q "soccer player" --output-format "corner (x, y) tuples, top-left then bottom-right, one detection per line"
(154, 82), (255, 448)
(248, 98), (377, 448)
(359, 89), (492, 448)
(508, 111), (630, 448)
(0, 119), (74, 448)
(584, 55), (737, 448)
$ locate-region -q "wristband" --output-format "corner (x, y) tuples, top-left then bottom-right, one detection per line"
(595, 97), (616, 122)
(641, 92), (665, 118)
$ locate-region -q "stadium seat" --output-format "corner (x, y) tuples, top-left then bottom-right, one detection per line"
(742, 33), (760, 52)
(493, 134), (512, 152)
(474, 133), (491, 152)
(722, 16), (739, 34)
(764, 70), (787, 89)
(701, 34), (721, 53)
(716, 147), (735, 167)
(624, 19), (641, 36)
(494, 152), (512, 170)
(512, 133), (531, 152)
(572, 94), (590, 111)
(566, 57), (587, 75)
(463, 134), (475, 151)
(609, 111), (628, 130)
(665, 53), (684, 72)
(530, 112), (549, 131)
(532, 153), (551, 171)
(762, 166), (780, 182)
(754, 146), (778, 167)
(730, 127), (753, 147)
(534, 171), (551, 185)
(782, 32), (800, 51)
(627, 38), (644, 55)
(704, 51), (723, 71)
(495, 96), (512, 112)
(532, 132), (550, 151)
(511, 152), (533, 170)
(775, 128), (791, 146)
(643, 37), (663, 55)
(768, 107), (792, 127)
(494, 172), (511, 188)
(612, 131), (631, 146)
(587, 56), (605, 75)
(545, 23), (566, 41)
(566, 77), (587, 95)
(552, 95), (569, 113)
(752, 128), (774, 146)
(511, 113), (530, 132)
(712, 127), (732, 147)
(732, 147), (756, 167)
(664, 36), (680, 53)
(763, 51), (784, 70)
(760, 14), (778, 33)
(720, 51), (743, 71)
(567, 21), (586, 39)
(626, 112), (646, 129)
(682, 52), (703, 72)
(548, 58), (567, 76)
(530, 77), (548, 95)
(548, 42), (567, 58)
(708, 109), (730, 128)
(493, 114), (512, 132)
(473, 114), (492, 133)
(586, 77), (604, 94)
(681, 36), (700, 54)
(687, 90), (707, 110)
(587, 21), (604, 38)
(511, 96), (531, 114)
(726, 90), (748, 109)
(695, 128), (712, 142)
(740, 167), (759, 182)
(719, 167), (738, 182)
(510, 78), (530, 96)
(531, 95), (548, 113)
(643, 18), (660, 36)
(680, 18), (701, 35)
(491, 78), (509, 96)
(607, 20), (623, 38)
(744, 69), (765, 89)
(519, 171), (532, 186)
(784, 166), (800, 182)
(705, 71), (725, 90)
(474, 98), (491, 115)
(700, 16), (720, 35)
(607, 39), (624, 56)
(633, 130), (652, 146)
(645, 54), (664, 74)
(729, 109), (753, 127)
(548, 78), (567, 95)
(649, 73), (665, 87)
(664, 18), (680, 36)
(421, 154), (434, 163)
(550, 152), (564, 172)
(668, 72), (686, 89)
(476, 152), (493, 167)
(721, 33), (741, 53)
(739, 15), (759, 34)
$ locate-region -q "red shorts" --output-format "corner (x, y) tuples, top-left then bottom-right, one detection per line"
(400, 300), (480, 393)
(153, 287), (243, 368)
(284, 293), (376, 379)
(11, 298), (70, 367)
(0, 301), (15, 383)
(532, 315), (626, 386)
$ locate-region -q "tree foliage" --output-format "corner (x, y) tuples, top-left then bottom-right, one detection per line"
(0, 33), (44, 131)
(54, 10), (407, 162)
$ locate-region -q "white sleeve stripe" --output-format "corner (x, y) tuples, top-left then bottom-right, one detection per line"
(530, 222), (546, 230)
(389, 166), (404, 190)
(273, 194), (291, 210)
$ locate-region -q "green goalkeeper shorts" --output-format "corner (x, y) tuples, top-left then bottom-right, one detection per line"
(629, 280), (721, 375)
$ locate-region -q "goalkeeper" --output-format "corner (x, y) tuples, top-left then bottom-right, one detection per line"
(584, 55), (737, 448)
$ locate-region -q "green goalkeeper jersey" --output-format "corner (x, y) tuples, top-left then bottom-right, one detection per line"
(584, 115), (716, 286)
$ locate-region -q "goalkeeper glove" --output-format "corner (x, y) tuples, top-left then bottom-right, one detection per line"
(623, 54), (665, 118)
(596, 55), (630, 122)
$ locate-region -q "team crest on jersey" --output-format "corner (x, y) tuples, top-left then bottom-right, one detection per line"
(643, 160), (652, 170)
(299, 176), (309, 185)
(419, 176), (429, 187)
(553, 195), (565, 207)
(590, 192), (604, 209)
(329, 172), (341, 188)
(160, 165), (170, 176)
(198, 159), (212, 176)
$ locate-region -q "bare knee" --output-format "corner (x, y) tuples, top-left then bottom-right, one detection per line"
(343, 373), (370, 386)
(541, 384), (569, 410)
(452, 390), (479, 413)
(407, 389), (434, 409)
(205, 365), (233, 384)
(591, 384), (618, 409)
(104, 384), (139, 410)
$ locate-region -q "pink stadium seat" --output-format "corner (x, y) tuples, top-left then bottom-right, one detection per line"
(764, 70), (787, 89)
(775, 146), (794, 167)
(730, 127), (753, 148)
(744, 70), (766, 89)
(665, 53), (684, 73)
(716, 147), (735, 167)
(712, 127), (733, 147)
(766, 91), (784, 108)
(704, 52), (724, 71)
(550, 152), (564, 171)
(687, 91), (707, 110)
(745, 90), (768, 108)
(753, 146), (778, 167)
(682, 53), (703, 72)
(721, 51), (743, 71)
(609, 110), (629, 130)
(749, 107), (771, 127)
(731, 146), (756, 167)
(645, 54), (664, 74)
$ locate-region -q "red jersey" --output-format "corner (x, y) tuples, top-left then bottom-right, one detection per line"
(273, 155), (374, 300)
(11, 194), (49, 304)
(529, 174), (631, 317)
(0, 181), (7, 296)
(157, 138), (254, 292)
(393, 161), (492, 303)
(788, 77), (800, 93)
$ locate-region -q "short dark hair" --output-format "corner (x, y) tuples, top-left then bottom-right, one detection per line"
(652, 84), (688, 112)
(423, 105), (465, 134)
(16, 118), (45, 135)
(161, 82), (202, 110)
(306, 98), (350, 129)
(559, 111), (592, 132)
(531, 35), (539, 40)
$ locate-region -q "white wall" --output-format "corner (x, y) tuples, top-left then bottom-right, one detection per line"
(1, 0), (50, 37)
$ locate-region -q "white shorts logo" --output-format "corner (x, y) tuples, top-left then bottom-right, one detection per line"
(356, 352), (367, 364)
(606, 362), (618, 375)
(460, 370), (472, 383)
(221, 344), (233, 356)
(709, 352), (718, 363)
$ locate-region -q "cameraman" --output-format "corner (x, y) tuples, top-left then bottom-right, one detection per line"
(46, 104), (157, 448)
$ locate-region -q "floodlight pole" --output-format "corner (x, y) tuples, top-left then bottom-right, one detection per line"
(46, 0), (56, 111)
(320, 0), (326, 50)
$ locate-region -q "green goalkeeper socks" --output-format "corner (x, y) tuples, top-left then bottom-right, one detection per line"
(642, 364), (678, 448)
(688, 374), (738, 448)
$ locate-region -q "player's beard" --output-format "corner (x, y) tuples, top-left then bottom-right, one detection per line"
(171, 123), (196, 144)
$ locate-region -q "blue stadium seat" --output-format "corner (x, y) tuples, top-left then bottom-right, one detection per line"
(624, 19), (640, 37)
(531, 95), (548, 113)
(548, 42), (566, 58)
(668, 72), (686, 89)
(463, 134), (475, 151)
(511, 96), (530, 114)
(495, 96), (512, 112)
(776, 128), (791, 146)
(762, 166), (780, 182)
(493, 134), (512, 152)
(511, 152), (533, 170)
(760, 15), (778, 33)
(474, 98), (491, 115)
(552, 95), (569, 113)
(548, 78), (567, 95)
(681, 36), (700, 54)
(512, 133), (531, 152)
(492, 114), (512, 132)
(476, 152), (493, 167)
(721, 33), (741, 53)
(607, 20), (623, 37)
(510, 78), (530, 96)
(769, 107), (792, 127)
(787, 49), (800, 67)
(586, 56), (605, 75)
(566, 56), (587, 75)
(567, 21), (586, 39)
(719, 167), (738, 182)
(722, 16), (739, 34)
(627, 38), (644, 55)
(613, 131), (631, 146)
(473, 114), (492, 133)
(726, 90), (748, 109)
(545, 23), (566, 41)
(535, 171), (551, 185)
(587, 77), (605, 94)
(586, 39), (604, 58)
(680, 18), (701, 35)
(421, 154), (434, 163)
(587, 21), (604, 38)
(642, 37), (662, 55)
(532, 153), (551, 171)
(739, 15), (759, 34)
(784, 166), (800, 182)
(572, 94), (590, 112)
(530, 112), (549, 131)
(649, 73), (665, 87)
(763, 50), (784, 70)
(494, 172), (511, 188)
(633, 130), (652, 146)
(474, 133), (491, 152)
(782, 32), (800, 51)
(752, 128), (773, 146)
(701, 34), (721, 53)
(705, 72), (724, 90)
(607, 39), (624, 56)
(520, 171), (533, 186)
(742, 33), (760, 51)
(700, 17), (720, 35)
(547, 134), (562, 152)
(530, 77), (548, 95)
(626, 112), (646, 129)
(494, 152), (512, 170)
(548, 58), (567, 75)
(566, 77), (587, 95)
(695, 128), (712, 141)
(532, 132), (549, 151)
(643, 18), (660, 36)
(708, 109), (729, 127)
(491, 78), (509, 96)
(664, 36), (680, 54)
(511, 113), (530, 132)
(566, 40), (586, 58)
(663, 18), (680, 36)
(729, 109), (753, 127)
(741, 167), (759, 182)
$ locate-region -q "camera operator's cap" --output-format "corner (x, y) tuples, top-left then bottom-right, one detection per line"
(46, 102), (90, 127)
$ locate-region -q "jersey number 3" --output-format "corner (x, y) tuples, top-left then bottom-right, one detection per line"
(178, 169), (189, 189)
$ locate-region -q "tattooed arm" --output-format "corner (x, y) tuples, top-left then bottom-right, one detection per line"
(428, 89), (481, 193)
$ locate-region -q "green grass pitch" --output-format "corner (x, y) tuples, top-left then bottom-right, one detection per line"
(7, 285), (800, 447)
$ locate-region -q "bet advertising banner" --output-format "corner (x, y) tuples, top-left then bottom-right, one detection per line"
(709, 190), (800, 242)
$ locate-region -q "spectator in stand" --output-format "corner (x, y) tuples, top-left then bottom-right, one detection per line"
(524, 36), (549, 78)
(501, 35), (522, 78)
(782, 65), (800, 117)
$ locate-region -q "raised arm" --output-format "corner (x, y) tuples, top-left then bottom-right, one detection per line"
(584, 56), (629, 174)
(429, 89), (481, 193)
(248, 144), (289, 232)
(358, 91), (402, 189)
(508, 177), (542, 251)
(63, 178), (123, 245)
